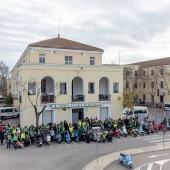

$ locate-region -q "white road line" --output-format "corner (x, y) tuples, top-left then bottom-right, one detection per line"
(143, 137), (164, 140)
(66, 143), (70, 147)
(149, 139), (170, 143)
(50, 145), (53, 149)
(142, 135), (159, 138)
(156, 141), (170, 145)
(58, 144), (62, 148)
(81, 141), (86, 145)
(147, 163), (153, 170)
(73, 141), (79, 146)
(41, 147), (44, 150)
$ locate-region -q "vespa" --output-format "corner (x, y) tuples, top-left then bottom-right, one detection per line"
(119, 153), (133, 169)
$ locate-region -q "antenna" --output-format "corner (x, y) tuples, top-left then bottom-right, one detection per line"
(119, 50), (120, 66)
(58, 18), (60, 37)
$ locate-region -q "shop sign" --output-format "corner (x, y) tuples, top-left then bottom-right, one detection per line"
(51, 102), (103, 109)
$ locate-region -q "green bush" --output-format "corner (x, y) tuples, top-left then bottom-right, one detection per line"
(4, 95), (13, 106)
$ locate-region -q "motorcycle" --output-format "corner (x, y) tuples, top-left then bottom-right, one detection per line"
(119, 153), (133, 169)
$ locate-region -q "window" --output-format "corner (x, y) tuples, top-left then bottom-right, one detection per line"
(90, 57), (95, 65)
(39, 54), (45, 63)
(143, 82), (146, 88)
(134, 71), (137, 76)
(143, 71), (145, 76)
(151, 82), (154, 88)
(28, 82), (36, 95)
(41, 79), (46, 93)
(160, 81), (163, 88)
(157, 89), (159, 96)
(160, 69), (163, 75)
(113, 82), (119, 93)
(134, 83), (137, 88)
(160, 95), (164, 103)
(126, 82), (129, 89)
(60, 83), (67, 94)
(65, 56), (72, 64)
(88, 83), (95, 94)
(151, 70), (154, 75)
(126, 71), (129, 76)
(143, 95), (145, 102)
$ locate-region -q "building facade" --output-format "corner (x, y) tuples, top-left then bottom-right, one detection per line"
(11, 37), (123, 126)
(124, 57), (170, 107)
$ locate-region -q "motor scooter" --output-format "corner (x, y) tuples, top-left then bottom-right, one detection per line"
(113, 128), (120, 138)
(37, 137), (43, 147)
(74, 130), (80, 142)
(46, 134), (51, 145)
(64, 131), (71, 144)
(119, 153), (133, 169)
(55, 132), (62, 144)
(167, 121), (170, 131)
(118, 126), (127, 137)
(135, 125), (145, 136)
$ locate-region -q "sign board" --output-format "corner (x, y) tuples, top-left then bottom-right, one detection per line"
(164, 103), (170, 111)
(52, 102), (103, 109)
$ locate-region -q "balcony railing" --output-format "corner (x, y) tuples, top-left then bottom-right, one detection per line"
(72, 95), (85, 102)
(41, 94), (55, 103)
(99, 94), (111, 101)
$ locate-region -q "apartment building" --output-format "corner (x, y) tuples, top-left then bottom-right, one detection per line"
(11, 36), (123, 126)
(124, 57), (170, 107)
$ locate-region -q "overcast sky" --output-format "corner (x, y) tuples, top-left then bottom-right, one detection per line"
(1, 0), (170, 70)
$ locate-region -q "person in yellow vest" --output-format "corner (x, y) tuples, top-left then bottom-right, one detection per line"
(20, 131), (25, 141)
(13, 133), (18, 149)
(101, 131), (107, 143)
(12, 127), (17, 135)
(78, 120), (82, 127)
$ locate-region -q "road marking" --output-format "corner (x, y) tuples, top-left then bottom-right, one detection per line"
(156, 141), (170, 145)
(147, 163), (153, 170)
(81, 141), (86, 145)
(148, 154), (168, 158)
(143, 135), (159, 139)
(58, 144), (62, 148)
(143, 136), (163, 140)
(73, 141), (79, 146)
(149, 139), (170, 143)
(66, 143), (70, 147)
(50, 145), (53, 149)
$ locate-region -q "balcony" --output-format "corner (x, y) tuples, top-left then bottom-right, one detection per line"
(99, 94), (111, 101)
(41, 93), (55, 103)
(72, 95), (85, 102)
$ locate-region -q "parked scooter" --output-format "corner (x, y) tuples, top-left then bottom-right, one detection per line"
(118, 125), (128, 137)
(127, 126), (137, 137)
(113, 128), (120, 138)
(74, 130), (80, 142)
(119, 153), (133, 169)
(153, 123), (159, 133)
(46, 134), (51, 145)
(55, 132), (62, 144)
(135, 123), (145, 136)
(142, 125), (151, 135)
(38, 137), (43, 147)
(64, 131), (71, 144)
(167, 121), (170, 131)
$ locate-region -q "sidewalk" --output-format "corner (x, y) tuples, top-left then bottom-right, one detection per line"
(82, 143), (170, 170)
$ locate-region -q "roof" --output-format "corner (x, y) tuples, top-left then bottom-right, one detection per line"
(28, 37), (104, 52)
(129, 57), (170, 68)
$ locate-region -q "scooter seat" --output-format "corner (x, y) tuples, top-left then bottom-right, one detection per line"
(120, 153), (126, 156)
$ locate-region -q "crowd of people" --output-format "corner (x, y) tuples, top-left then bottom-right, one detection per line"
(0, 116), (141, 149)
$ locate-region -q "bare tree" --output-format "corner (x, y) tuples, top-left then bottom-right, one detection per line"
(0, 61), (9, 97)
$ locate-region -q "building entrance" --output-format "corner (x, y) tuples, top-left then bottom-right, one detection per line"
(72, 108), (84, 123)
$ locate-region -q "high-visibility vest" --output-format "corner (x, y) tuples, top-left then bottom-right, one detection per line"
(78, 121), (81, 127)
(21, 133), (25, 139)
(102, 133), (106, 139)
(13, 128), (17, 134)
(13, 134), (18, 141)
(69, 127), (73, 133)
(7, 134), (12, 140)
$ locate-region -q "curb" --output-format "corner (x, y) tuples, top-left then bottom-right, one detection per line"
(82, 144), (170, 170)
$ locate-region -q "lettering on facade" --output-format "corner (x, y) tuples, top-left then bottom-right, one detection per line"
(51, 102), (103, 109)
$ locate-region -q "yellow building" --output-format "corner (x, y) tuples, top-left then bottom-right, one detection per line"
(124, 57), (170, 107)
(11, 37), (123, 126)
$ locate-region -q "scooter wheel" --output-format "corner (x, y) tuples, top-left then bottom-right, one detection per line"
(141, 132), (144, 136)
(134, 133), (137, 137)
(124, 134), (127, 137)
(67, 141), (70, 144)
(129, 163), (133, 169)
(117, 135), (120, 138)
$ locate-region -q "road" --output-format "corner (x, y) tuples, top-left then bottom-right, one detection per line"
(105, 149), (170, 170)
(0, 131), (170, 170)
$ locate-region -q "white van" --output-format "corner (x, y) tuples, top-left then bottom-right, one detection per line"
(123, 106), (148, 119)
(0, 107), (19, 120)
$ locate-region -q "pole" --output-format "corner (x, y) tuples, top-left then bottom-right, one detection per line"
(119, 50), (120, 66)
(96, 129), (98, 163)
(163, 131), (165, 148)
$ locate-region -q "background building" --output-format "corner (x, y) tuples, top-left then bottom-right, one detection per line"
(11, 37), (123, 126)
(124, 57), (170, 107)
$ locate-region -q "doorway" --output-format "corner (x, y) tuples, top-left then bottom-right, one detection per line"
(72, 108), (84, 123)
